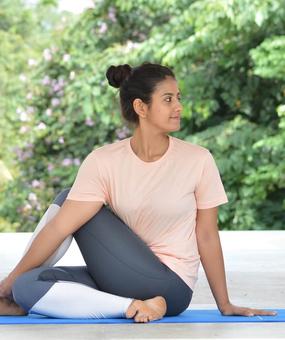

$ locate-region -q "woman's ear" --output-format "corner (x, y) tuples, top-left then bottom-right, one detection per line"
(133, 98), (147, 118)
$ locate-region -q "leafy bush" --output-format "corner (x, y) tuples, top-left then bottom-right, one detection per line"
(0, 0), (284, 231)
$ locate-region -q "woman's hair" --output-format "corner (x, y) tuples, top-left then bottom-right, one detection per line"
(106, 62), (175, 127)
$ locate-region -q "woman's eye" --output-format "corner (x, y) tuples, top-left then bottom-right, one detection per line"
(165, 97), (181, 102)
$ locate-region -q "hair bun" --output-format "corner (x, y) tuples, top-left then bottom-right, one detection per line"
(106, 64), (132, 88)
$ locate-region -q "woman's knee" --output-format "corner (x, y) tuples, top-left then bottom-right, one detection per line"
(53, 188), (71, 207)
(12, 267), (55, 312)
(12, 271), (34, 311)
(164, 279), (193, 316)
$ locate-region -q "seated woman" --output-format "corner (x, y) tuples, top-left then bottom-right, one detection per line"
(0, 62), (276, 322)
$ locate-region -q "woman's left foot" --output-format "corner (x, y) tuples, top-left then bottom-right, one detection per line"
(0, 297), (27, 316)
(125, 296), (167, 323)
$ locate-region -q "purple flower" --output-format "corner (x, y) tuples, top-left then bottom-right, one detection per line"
(58, 77), (65, 86)
(52, 83), (62, 92)
(42, 75), (51, 85)
(12, 147), (22, 157)
(45, 108), (52, 116)
(31, 180), (41, 188)
(19, 126), (29, 134)
(58, 137), (64, 144)
(25, 142), (34, 149)
(62, 158), (73, 166)
(26, 93), (33, 100)
(99, 22), (108, 34)
(19, 112), (28, 122)
(52, 78), (65, 92)
(51, 98), (60, 107)
(63, 54), (70, 62)
(37, 122), (47, 130)
(28, 59), (38, 67)
(48, 163), (54, 171)
(73, 158), (81, 166)
(116, 125), (131, 139)
(43, 48), (52, 61)
(28, 192), (37, 202)
(21, 150), (33, 161)
(85, 117), (94, 126)
(27, 106), (35, 114)
(108, 6), (117, 22)
(125, 40), (139, 52)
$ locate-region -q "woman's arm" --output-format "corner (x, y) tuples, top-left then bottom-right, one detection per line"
(1, 199), (104, 295)
(195, 207), (277, 317)
(0, 219), (71, 299)
(196, 207), (230, 311)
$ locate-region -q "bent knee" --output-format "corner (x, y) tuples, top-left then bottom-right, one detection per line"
(53, 188), (71, 206)
(12, 267), (55, 312)
(12, 271), (34, 312)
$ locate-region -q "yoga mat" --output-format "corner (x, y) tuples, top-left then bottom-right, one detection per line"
(0, 309), (283, 324)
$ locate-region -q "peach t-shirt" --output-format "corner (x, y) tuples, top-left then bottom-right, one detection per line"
(66, 135), (229, 291)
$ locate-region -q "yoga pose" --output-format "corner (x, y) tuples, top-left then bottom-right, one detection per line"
(0, 62), (277, 322)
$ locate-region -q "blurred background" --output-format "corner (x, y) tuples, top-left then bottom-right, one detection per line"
(0, 0), (284, 232)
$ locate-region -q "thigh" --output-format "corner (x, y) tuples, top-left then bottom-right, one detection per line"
(55, 188), (193, 316)
(73, 204), (193, 316)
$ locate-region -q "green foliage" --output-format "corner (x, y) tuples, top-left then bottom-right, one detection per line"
(0, 0), (284, 231)
(250, 36), (285, 79)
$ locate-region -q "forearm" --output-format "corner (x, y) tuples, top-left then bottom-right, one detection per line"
(7, 222), (66, 284)
(196, 231), (230, 310)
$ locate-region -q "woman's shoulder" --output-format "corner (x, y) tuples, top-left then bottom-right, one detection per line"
(88, 138), (128, 160)
(172, 136), (210, 158)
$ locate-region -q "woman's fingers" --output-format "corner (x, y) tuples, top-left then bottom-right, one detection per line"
(220, 303), (278, 317)
(248, 308), (277, 316)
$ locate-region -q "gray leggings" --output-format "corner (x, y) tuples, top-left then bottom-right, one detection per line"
(12, 188), (193, 317)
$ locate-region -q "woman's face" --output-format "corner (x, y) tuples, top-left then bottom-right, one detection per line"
(141, 76), (183, 133)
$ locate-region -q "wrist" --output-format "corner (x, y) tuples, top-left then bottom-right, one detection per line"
(6, 272), (18, 285)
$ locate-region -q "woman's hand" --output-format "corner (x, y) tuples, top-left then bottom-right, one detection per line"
(0, 276), (13, 300)
(219, 302), (278, 317)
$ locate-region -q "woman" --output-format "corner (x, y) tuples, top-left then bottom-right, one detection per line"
(0, 62), (277, 322)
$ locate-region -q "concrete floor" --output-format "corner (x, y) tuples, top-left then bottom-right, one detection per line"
(0, 230), (284, 339)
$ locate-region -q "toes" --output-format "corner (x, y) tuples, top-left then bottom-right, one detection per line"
(126, 305), (137, 318)
(126, 300), (140, 319)
(135, 315), (143, 322)
(135, 314), (149, 323)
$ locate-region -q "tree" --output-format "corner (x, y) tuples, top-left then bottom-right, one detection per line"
(1, 0), (284, 231)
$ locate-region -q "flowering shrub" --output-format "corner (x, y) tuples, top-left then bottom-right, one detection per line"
(1, 0), (284, 231)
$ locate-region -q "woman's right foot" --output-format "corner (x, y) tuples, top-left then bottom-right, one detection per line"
(125, 296), (167, 323)
(0, 297), (27, 316)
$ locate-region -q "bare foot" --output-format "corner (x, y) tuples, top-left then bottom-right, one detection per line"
(125, 296), (167, 323)
(0, 297), (27, 316)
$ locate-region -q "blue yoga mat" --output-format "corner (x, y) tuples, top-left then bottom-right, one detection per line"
(0, 309), (283, 324)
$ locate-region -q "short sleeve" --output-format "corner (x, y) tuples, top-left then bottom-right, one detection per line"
(66, 151), (107, 204)
(194, 150), (228, 209)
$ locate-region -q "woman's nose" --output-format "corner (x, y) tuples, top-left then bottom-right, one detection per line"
(175, 100), (183, 112)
